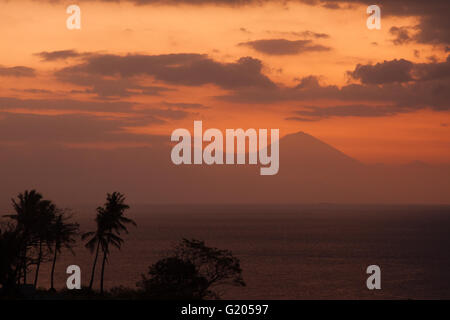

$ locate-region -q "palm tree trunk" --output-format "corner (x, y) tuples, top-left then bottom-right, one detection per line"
(50, 244), (58, 290)
(14, 263), (21, 286)
(34, 240), (43, 288)
(23, 246), (27, 285)
(88, 241), (100, 290)
(100, 249), (107, 294)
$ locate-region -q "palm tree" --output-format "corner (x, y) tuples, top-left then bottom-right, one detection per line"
(97, 192), (135, 235)
(33, 199), (56, 288)
(49, 211), (79, 291)
(82, 216), (105, 291)
(5, 190), (44, 285)
(0, 223), (22, 292)
(83, 192), (135, 293)
(99, 230), (124, 294)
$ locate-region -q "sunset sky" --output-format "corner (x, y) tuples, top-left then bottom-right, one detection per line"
(0, 0), (449, 165)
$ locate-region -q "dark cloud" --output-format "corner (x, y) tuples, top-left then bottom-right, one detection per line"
(219, 55), (450, 116)
(280, 57), (450, 119)
(129, 0), (450, 46)
(390, 26), (414, 45)
(266, 30), (330, 39)
(287, 104), (399, 121)
(297, 30), (329, 39)
(162, 101), (210, 109)
(0, 96), (135, 113)
(55, 67), (173, 98)
(0, 97), (191, 123)
(34, 50), (89, 62)
(133, 107), (191, 120)
(239, 39), (330, 55)
(412, 12), (450, 46)
(0, 113), (159, 145)
(348, 59), (414, 85)
(285, 116), (320, 122)
(56, 53), (276, 90)
(53, 0), (275, 5)
(413, 55), (450, 81)
(16, 0), (449, 46)
(222, 77), (450, 111)
(0, 65), (35, 77)
(321, 2), (340, 9)
(12, 88), (53, 94)
(348, 56), (450, 84)
(318, 0), (450, 46)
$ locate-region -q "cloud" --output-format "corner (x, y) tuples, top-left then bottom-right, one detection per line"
(389, 26), (414, 45)
(34, 50), (90, 62)
(348, 56), (450, 84)
(413, 55), (450, 81)
(41, 0), (275, 5)
(287, 104), (399, 121)
(0, 113), (157, 145)
(222, 77), (450, 111)
(55, 66), (173, 98)
(9, 0), (448, 45)
(0, 96), (192, 124)
(0, 65), (35, 77)
(285, 116), (320, 122)
(125, 0), (445, 46)
(281, 57), (450, 119)
(219, 55), (450, 116)
(238, 39), (330, 55)
(0, 96), (135, 113)
(55, 53), (276, 90)
(297, 30), (330, 39)
(348, 59), (414, 85)
(266, 30), (330, 39)
(133, 107), (192, 120)
(73, 78), (171, 98)
(162, 101), (210, 109)
(13, 88), (53, 94)
(319, 0), (450, 46)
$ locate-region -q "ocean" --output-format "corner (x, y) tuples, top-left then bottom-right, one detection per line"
(31, 204), (450, 299)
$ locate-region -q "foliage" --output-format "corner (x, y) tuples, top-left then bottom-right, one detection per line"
(82, 192), (135, 293)
(138, 238), (245, 299)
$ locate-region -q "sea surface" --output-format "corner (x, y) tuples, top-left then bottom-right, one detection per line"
(32, 204), (450, 299)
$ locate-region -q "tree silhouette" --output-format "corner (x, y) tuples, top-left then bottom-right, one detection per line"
(5, 190), (45, 285)
(32, 199), (56, 288)
(49, 211), (79, 291)
(137, 257), (209, 299)
(83, 192), (135, 293)
(82, 215), (109, 291)
(138, 238), (245, 299)
(0, 223), (22, 294)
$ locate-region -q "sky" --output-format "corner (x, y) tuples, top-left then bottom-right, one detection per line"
(0, 0), (448, 165)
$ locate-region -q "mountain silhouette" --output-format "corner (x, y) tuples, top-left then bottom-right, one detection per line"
(279, 131), (360, 169)
(0, 131), (449, 208)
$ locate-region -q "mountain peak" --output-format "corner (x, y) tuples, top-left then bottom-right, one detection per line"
(280, 131), (359, 166)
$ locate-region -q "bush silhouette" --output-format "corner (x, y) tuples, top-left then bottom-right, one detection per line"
(138, 238), (245, 299)
(138, 257), (209, 299)
(0, 224), (22, 294)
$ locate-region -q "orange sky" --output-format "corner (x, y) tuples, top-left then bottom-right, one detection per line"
(0, 0), (449, 164)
